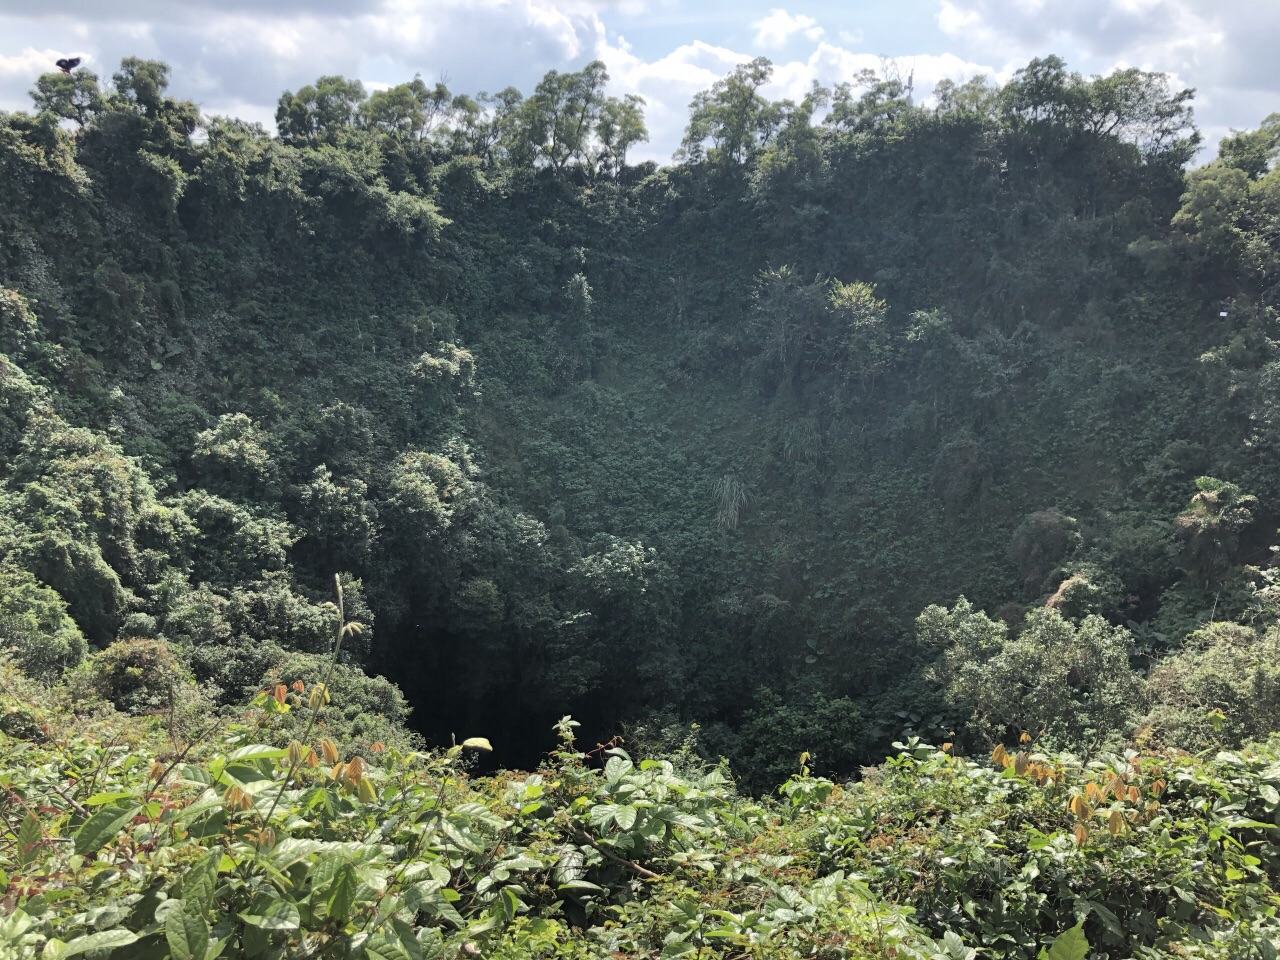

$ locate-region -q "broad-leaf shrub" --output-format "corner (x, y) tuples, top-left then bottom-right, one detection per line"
(0, 672), (949, 960)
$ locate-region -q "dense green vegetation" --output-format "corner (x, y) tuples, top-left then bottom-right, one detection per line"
(3, 50), (1280, 956)
(5, 634), (1280, 958)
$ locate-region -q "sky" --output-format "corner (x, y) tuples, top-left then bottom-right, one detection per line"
(0, 0), (1275, 163)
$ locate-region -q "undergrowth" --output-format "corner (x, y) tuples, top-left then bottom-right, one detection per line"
(3, 627), (1280, 959)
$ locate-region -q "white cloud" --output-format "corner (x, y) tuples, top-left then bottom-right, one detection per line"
(933, 0), (1275, 142)
(752, 9), (824, 49)
(0, 46), (70, 81)
(595, 33), (750, 160)
(0, 0), (1274, 165)
(594, 23), (1006, 162)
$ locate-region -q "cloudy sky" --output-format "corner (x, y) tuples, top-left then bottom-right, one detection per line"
(0, 0), (1274, 163)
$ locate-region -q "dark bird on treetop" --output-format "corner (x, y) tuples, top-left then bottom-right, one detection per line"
(56, 57), (81, 74)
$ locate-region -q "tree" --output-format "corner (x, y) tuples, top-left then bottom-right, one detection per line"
(998, 56), (1197, 164)
(1218, 112), (1280, 179)
(0, 563), (86, 681)
(1174, 116), (1280, 306)
(746, 266), (831, 386)
(276, 75), (367, 145)
(30, 69), (105, 127)
(1174, 477), (1258, 587)
(831, 281), (893, 394)
(111, 57), (173, 119)
(523, 60), (609, 173)
(681, 57), (786, 166)
(826, 69), (914, 132)
(921, 599), (1139, 750)
(1144, 622), (1280, 750)
(595, 93), (648, 177)
(359, 77), (459, 141)
(473, 87), (528, 165)
(191, 413), (282, 503)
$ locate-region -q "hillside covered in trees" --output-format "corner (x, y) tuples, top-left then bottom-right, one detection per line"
(3, 51), (1280, 958)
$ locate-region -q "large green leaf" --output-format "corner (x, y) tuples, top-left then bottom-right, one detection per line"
(228, 744), (288, 762)
(326, 863), (359, 923)
(1039, 924), (1089, 960)
(83, 790), (137, 806)
(613, 804), (638, 830)
(604, 756), (634, 784)
(73, 806), (138, 855)
(180, 851), (221, 911)
(165, 902), (210, 960)
(17, 812), (41, 867)
(50, 929), (140, 958)
(240, 899), (301, 931)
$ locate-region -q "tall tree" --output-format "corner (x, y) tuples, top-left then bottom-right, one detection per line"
(523, 60), (609, 173)
(276, 75), (367, 145)
(30, 69), (105, 127)
(680, 57), (785, 166)
(595, 93), (648, 178)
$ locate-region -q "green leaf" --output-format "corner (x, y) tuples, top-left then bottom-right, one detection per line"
(54, 929), (140, 957)
(240, 899), (301, 932)
(944, 930), (968, 960)
(228, 745), (288, 762)
(604, 756), (634, 784)
(327, 863), (359, 923)
(461, 737), (493, 752)
(613, 805), (638, 830)
(17, 812), (41, 867)
(390, 917), (425, 960)
(180, 851), (221, 910)
(1039, 923), (1089, 960)
(166, 902), (210, 960)
(83, 790), (136, 806)
(558, 880), (604, 894)
(73, 806), (138, 855)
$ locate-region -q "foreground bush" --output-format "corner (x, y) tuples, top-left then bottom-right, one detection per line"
(3, 648), (1280, 959)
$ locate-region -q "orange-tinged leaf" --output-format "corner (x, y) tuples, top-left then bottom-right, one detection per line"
(1152, 779), (1166, 797)
(223, 786), (252, 811)
(1073, 824), (1089, 845)
(308, 684), (331, 710)
(1014, 751), (1030, 777)
(992, 744), (1010, 767)
(1110, 777), (1127, 802)
(1019, 731), (1032, 744)
(304, 748), (319, 769)
(370, 741), (386, 753)
(1068, 795), (1092, 820)
(273, 684), (287, 705)
(1127, 785), (1140, 803)
(287, 740), (307, 767)
(292, 680), (306, 693)
(319, 738), (339, 764)
(1108, 810), (1124, 836)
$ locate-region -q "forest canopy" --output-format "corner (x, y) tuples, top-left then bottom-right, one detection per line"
(3, 46), (1280, 960)
(0, 52), (1279, 785)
